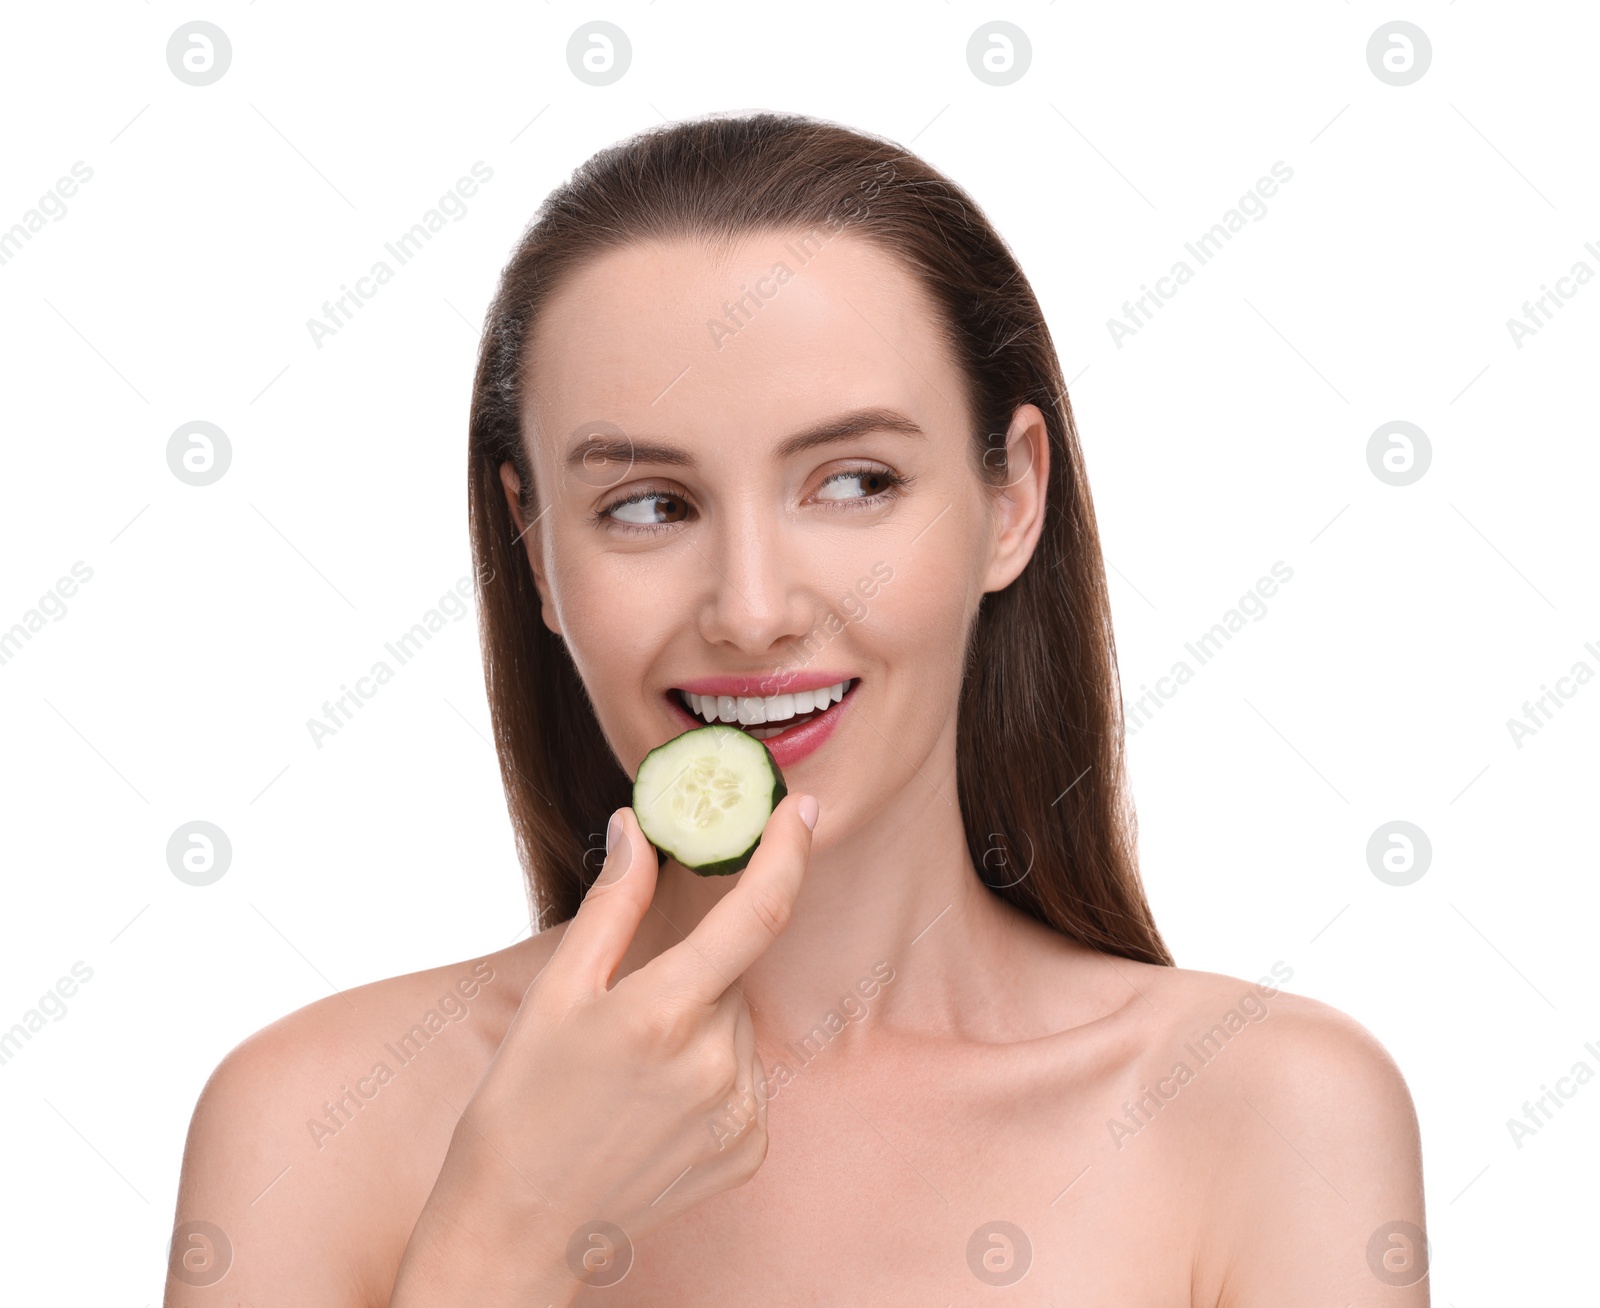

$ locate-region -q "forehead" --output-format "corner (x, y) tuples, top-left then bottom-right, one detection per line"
(522, 230), (966, 458)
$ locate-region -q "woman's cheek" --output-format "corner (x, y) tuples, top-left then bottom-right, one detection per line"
(546, 550), (651, 682)
(882, 527), (978, 655)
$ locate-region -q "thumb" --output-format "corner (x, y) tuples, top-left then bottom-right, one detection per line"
(552, 807), (660, 997)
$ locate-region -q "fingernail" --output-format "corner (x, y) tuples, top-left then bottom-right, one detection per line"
(605, 810), (622, 853)
(798, 795), (819, 830)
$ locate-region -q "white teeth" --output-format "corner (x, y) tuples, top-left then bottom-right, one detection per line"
(679, 680), (852, 730)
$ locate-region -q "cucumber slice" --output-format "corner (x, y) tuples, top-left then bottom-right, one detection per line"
(633, 724), (788, 876)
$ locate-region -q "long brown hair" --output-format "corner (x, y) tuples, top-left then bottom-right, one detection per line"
(467, 110), (1172, 966)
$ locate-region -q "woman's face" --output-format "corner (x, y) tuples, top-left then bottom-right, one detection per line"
(503, 229), (1045, 841)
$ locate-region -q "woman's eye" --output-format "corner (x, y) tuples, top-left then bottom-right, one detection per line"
(601, 490), (690, 531)
(816, 467), (904, 503)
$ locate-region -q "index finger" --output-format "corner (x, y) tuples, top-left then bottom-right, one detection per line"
(644, 791), (818, 1005)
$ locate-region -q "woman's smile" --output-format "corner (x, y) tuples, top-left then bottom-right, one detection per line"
(664, 673), (860, 768)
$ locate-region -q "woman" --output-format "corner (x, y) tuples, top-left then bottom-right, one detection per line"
(169, 112), (1427, 1305)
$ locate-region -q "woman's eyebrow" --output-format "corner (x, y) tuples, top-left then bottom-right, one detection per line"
(563, 406), (926, 471)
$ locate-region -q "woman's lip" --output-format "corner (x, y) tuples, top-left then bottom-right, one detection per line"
(664, 680), (857, 769)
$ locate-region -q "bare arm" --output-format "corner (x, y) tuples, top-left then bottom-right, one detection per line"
(164, 1017), (390, 1306)
(1204, 1001), (1429, 1307)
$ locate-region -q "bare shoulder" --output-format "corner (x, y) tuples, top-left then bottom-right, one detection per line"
(1146, 962), (1419, 1134)
(1129, 963), (1428, 1307)
(166, 927), (568, 1306)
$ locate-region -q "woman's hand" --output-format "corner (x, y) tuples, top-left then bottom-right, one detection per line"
(388, 792), (819, 1306)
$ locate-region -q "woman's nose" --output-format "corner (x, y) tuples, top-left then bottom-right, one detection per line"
(694, 511), (817, 655)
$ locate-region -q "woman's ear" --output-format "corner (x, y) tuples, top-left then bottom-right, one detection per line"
(980, 403), (1050, 595)
(498, 461), (563, 636)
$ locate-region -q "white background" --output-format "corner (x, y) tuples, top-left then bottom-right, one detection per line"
(1, 1), (1594, 1300)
